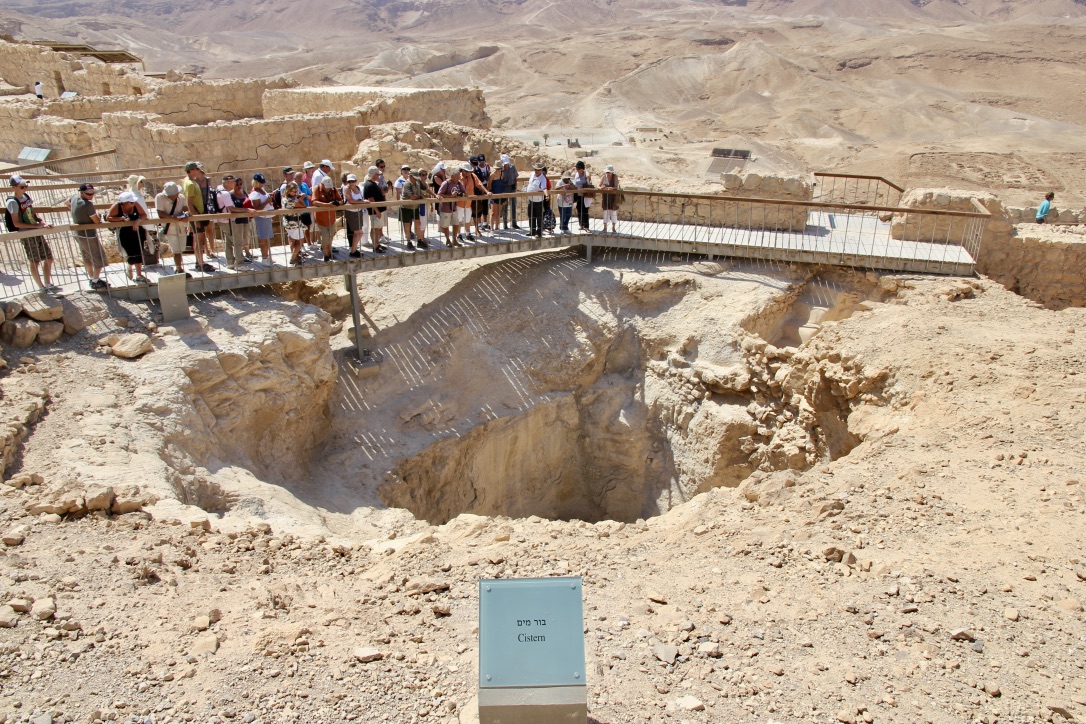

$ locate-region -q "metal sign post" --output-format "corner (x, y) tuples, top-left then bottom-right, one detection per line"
(478, 577), (587, 723)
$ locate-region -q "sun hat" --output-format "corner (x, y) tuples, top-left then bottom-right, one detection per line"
(604, 165), (615, 173)
(252, 173), (266, 183)
(533, 163), (545, 170)
(561, 174), (571, 181)
(409, 170), (420, 178)
(319, 159), (333, 168)
(163, 182), (181, 196)
(117, 191), (138, 203)
(303, 161), (315, 170)
(346, 173), (358, 182)
(460, 162), (474, 173)
(184, 161), (203, 172)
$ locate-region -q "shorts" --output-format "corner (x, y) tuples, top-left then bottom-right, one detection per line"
(472, 199), (489, 218)
(21, 236), (53, 264)
(368, 212), (385, 229)
(254, 216), (273, 239)
(345, 210), (365, 237)
(300, 212), (312, 227)
(317, 224), (335, 246)
(75, 233), (107, 269)
(439, 211), (457, 228)
(192, 220), (211, 233)
(399, 207), (417, 223)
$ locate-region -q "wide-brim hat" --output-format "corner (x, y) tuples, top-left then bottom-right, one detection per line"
(604, 165), (615, 174)
(460, 162), (474, 173)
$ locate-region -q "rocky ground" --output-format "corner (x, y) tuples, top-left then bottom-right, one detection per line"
(0, 252), (1083, 724)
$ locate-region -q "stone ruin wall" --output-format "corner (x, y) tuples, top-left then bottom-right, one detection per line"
(0, 39), (153, 98)
(263, 87), (491, 129)
(893, 188), (1086, 310)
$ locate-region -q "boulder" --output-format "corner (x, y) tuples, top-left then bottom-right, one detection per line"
(20, 292), (64, 322)
(84, 485), (115, 512)
(36, 321), (64, 345)
(0, 606), (18, 628)
(61, 297), (109, 336)
(110, 333), (153, 359)
(1, 318), (40, 348)
(352, 646), (384, 663)
(1, 525), (28, 546)
(0, 301), (22, 321)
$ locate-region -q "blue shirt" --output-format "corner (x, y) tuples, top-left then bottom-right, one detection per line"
(1037, 199), (1051, 220)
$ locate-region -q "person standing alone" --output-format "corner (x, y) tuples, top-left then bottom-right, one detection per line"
(1037, 192), (1055, 224)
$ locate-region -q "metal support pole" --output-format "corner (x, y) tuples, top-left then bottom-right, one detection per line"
(346, 272), (365, 360)
(586, 243), (593, 263)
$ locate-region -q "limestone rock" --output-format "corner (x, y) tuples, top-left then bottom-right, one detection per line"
(652, 643), (678, 664)
(1, 525), (27, 546)
(672, 695), (704, 712)
(111, 486), (155, 514)
(950, 628), (975, 642)
(31, 597), (56, 621)
(191, 632), (219, 655)
(1056, 598), (1084, 613)
(1004, 608), (1020, 622)
(1, 318), (40, 348)
(111, 333), (153, 359)
(0, 606), (17, 628)
(0, 300), (22, 321)
(20, 292), (63, 322)
(36, 321), (64, 345)
(191, 615), (211, 631)
(61, 297), (108, 335)
(84, 485), (115, 512)
(353, 646), (384, 663)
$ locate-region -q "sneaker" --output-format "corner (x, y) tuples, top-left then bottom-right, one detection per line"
(409, 232), (417, 241)
(134, 275), (149, 285)
(480, 223), (490, 231)
(291, 258), (302, 267)
(465, 233), (476, 242)
(511, 223), (522, 230)
(243, 251), (255, 261)
(417, 239), (429, 249)
(201, 263), (216, 273)
(457, 233), (465, 241)
(374, 245), (386, 254)
(349, 250), (362, 259)
(379, 235), (390, 245)
(503, 224), (509, 230)
(406, 241), (415, 250)
(323, 255), (332, 263)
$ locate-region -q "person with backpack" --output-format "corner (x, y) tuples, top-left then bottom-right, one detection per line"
(362, 166), (388, 254)
(488, 157), (509, 231)
(572, 160), (594, 233)
(312, 176), (343, 262)
(182, 161), (218, 273)
(154, 182), (192, 277)
(525, 164), (549, 238)
(69, 183), (108, 290)
(436, 166), (467, 247)
(342, 173), (367, 258)
(5, 176), (57, 293)
(472, 154), (492, 231)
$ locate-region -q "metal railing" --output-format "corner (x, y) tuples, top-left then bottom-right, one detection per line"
(0, 186), (989, 303)
(7, 149), (119, 180)
(813, 173), (904, 209)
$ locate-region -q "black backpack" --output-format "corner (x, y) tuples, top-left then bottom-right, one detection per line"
(271, 187), (283, 210)
(4, 196), (19, 232)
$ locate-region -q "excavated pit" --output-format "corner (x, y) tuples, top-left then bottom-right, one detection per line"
(362, 260), (896, 526)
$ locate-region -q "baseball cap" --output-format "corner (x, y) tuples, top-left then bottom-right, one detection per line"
(401, 164), (411, 170)
(253, 173), (266, 183)
(9, 175), (25, 186)
(346, 174), (358, 182)
(163, 182), (181, 196)
(282, 166), (294, 175)
(118, 191), (138, 203)
(409, 170), (420, 178)
(321, 177), (333, 187)
(367, 165), (379, 177)
(500, 154), (511, 164)
(320, 159), (333, 168)
(303, 161), (315, 169)
(78, 182), (95, 192)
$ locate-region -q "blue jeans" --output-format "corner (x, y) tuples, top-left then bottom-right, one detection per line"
(559, 206), (572, 233)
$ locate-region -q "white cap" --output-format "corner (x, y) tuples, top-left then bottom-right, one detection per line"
(117, 191), (139, 203)
(320, 159), (334, 169)
(303, 161), (315, 169)
(321, 176), (333, 187)
(346, 174), (357, 182)
(604, 165), (615, 173)
(500, 154), (511, 165)
(8, 175), (25, 186)
(367, 165), (380, 177)
(163, 181), (181, 196)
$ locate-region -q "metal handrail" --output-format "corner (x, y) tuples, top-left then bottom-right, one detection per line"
(814, 172), (905, 193)
(6, 149), (118, 174)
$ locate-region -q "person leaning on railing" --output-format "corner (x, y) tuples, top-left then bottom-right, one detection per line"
(69, 182), (109, 290)
(5, 175), (57, 293)
(106, 191), (150, 285)
(599, 165), (621, 234)
(312, 176), (344, 262)
(154, 182), (193, 278)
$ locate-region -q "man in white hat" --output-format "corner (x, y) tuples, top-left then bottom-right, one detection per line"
(154, 181), (192, 277)
(312, 159), (334, 191)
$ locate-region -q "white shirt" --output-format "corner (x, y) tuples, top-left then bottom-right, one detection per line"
(311, 168), (329, 190)
(34, 82), (42, 95)
(248, 188), (270, 209)
(526, 173), (547, 202)
(215, 185), (235, 223)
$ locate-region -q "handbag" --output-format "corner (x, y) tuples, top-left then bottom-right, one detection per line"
(542, 206), (556, 231)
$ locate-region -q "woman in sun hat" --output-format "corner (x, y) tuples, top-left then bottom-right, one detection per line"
(342, 173), (367, 257)
(599, 165), (621, 233)
(248, 173), (274, 265)
(107, 190), (150, 284)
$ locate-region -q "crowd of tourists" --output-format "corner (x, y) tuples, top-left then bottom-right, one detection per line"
(2, 153), (625, 290)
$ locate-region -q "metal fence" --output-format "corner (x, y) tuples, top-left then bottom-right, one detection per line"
(813, 173), (904, 209)
(0, 185), (989, 303)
